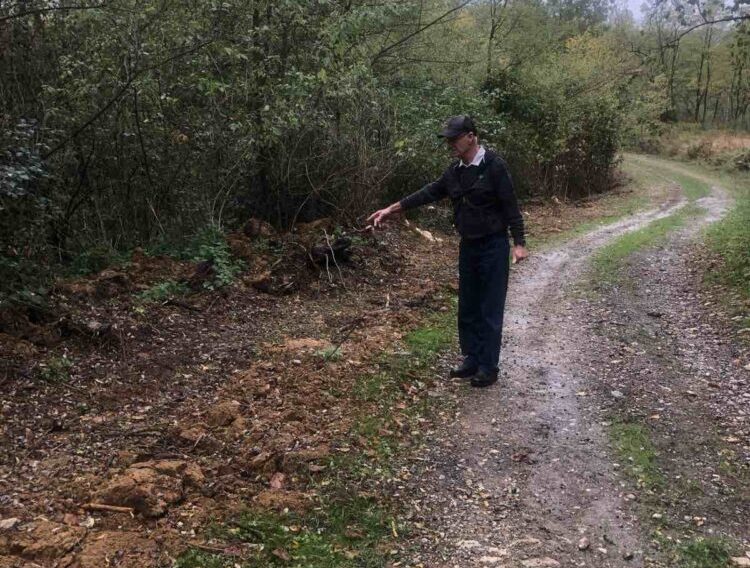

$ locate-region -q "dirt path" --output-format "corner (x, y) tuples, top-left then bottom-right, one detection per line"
(402, 159), (744, 567)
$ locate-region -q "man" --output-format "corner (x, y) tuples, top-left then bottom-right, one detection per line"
(367, 115), (528, 388)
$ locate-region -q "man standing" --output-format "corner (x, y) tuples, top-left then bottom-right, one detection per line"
(367, 115), (528, 388)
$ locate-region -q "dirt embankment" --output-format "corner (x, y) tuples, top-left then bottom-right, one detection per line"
(0, 216), (462, 566)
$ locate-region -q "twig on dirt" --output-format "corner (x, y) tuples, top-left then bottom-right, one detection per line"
(163, 298), (201, 312)
(190, 542), (244, 556)
(83, 503), (135, 515)
(324, 229), (347, 291)
(322, 253), (333, 284)
(289, 240), (316, 266)
(320, 317), (365, 365)
(118, 326), (128, 362)
(108, 427), (164, 438)
(205, 295), (222, 313)
(190, 432), (206, 451)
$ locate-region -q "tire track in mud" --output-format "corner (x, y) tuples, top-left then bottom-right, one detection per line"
(403, 173), (733, 567)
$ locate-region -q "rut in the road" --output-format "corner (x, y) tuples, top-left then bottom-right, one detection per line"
(402, 182), (732, 568)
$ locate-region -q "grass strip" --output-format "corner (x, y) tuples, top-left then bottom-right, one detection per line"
(176, 497), (393, 568)
(610, 422), (663, 490)
(591, 204), (700, 285)
(626, 154), (712, 201)
(677, 537), (733, 568)
(704, 187), (750, 306)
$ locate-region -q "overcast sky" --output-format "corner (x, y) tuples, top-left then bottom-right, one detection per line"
(624, 0), (646, 21)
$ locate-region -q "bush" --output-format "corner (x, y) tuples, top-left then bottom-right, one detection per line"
(484, 34), (628, 199)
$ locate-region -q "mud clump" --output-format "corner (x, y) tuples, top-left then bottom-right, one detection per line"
(75, 531), (163, 568)
(280, 446), (331, 473)
(254, 490), (313, 513)
(0, 520), (85, 562)
(206, 400), (242, 428)
(94, 460), (204, 517)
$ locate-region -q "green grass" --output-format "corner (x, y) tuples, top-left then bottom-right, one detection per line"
(315, 345), (344, 362)
(403, 305), (456, 359)
(669, 171), (712, 201)
(705, 189), (750, 301)
(625, 153), (712, 201)
(678, 537), (733, 568)
(175, 497), (395, 568)
(610, 422), (663, 490)
(591, 204), (701, 285)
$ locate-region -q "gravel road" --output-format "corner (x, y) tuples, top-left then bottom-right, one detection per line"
(400, 162), (747, 568)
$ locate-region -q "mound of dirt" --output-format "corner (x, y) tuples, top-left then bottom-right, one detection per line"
(0, 520), (85, 563)
(93, 460), (204, 518)
(75, 531), (164, 568)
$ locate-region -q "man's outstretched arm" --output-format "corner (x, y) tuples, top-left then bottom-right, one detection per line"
(367, 170), (450, 228)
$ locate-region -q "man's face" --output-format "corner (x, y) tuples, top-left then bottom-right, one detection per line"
(446, 132), (475, 159)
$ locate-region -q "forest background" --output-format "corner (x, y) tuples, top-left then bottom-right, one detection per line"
(1, 0), (749, 306)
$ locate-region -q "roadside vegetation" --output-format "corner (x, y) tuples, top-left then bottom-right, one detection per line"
(705, 184), (750, 325)
(3, 0), (749, 310)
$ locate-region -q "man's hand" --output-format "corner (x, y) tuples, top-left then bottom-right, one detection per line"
(367, 202), (402, 229)
(511, 245), (529, 264)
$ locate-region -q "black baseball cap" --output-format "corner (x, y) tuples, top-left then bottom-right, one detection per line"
(438, 115), (477, 138)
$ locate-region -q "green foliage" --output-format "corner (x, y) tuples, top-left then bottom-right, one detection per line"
(5, 0), (733, 301)
(678, 538), (732, 568)
(68, 246), (128, 276)
(187, 226), (244, 290)
(705, 187), (750, 298)
(485, 33), (628, 199)
(136, 280), (188, 303)
(38, 355), (73, 383)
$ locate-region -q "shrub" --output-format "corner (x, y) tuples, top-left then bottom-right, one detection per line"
(484, 34), (628, 199)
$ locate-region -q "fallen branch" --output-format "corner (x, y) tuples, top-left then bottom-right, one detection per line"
(83, 503), (134, 515)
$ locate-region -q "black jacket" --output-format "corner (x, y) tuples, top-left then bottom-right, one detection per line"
(399, 149), (525, 244)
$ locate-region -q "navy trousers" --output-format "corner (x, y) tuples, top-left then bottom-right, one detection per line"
(458, 232), (510, 375)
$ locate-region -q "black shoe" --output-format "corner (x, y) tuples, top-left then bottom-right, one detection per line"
(470, 370), (498, 388)
(449, 361), (478, 379)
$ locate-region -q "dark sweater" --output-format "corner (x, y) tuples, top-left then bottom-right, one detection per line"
(399, 149), (526, 245)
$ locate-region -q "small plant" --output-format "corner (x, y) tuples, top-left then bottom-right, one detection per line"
(679, 537), (732, 568)
(38, 355), (72, 383)
(315, 345), (343, 361)
(188, 225), (245, 290)
(68, 245), (126, 276)
(173, 549), (229, 568)
(177, 499), (394, 568)
(135, 279), (188, 303)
